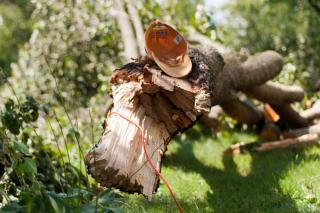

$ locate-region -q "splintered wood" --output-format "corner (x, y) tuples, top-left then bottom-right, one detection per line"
(85, 50), (222, 198)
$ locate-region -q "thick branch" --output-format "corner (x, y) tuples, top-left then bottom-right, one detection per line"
(244, 81), (304, 104)
(301, 100), (320, 122)
(271, 104), (309, 128)
(213, 51), (283, 105)
(220, 97), (264, 125)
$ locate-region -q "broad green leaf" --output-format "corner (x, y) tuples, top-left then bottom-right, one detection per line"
(24, 157), (37, 179)
(102, 207), (123, 213)
(66, 188), (92, 199)
(46, 191), (68, 213)
(1, 202), (22, 213)
(97, 189), (115, 206)
(14, 141), (29, 155)
(78, 203), (97, 213)
(1, 111), (20, 135)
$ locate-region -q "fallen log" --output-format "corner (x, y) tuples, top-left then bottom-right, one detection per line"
(226, 133), (320, 154)
(85, 47), (284, 198)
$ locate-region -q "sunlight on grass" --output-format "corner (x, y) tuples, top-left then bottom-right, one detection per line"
(122, 127), (320, 212)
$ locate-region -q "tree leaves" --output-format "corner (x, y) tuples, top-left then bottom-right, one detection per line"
(1, 111), (21, 135)
(14, 141), (29, 155)
(1, 97), (39, 135)
(20, 96), (39, 122)
(46, 191), (69, 213)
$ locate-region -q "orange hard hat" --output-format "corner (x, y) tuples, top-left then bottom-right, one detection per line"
(145, 20), (192, 78)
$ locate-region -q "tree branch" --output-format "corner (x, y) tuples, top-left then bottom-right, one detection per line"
(113, 0), (139, 61)
(126, 0), (145, 55)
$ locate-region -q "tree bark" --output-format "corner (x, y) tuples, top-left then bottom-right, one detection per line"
(271, 104), (309, 128)
(126, 0), (145, 56)
(244, 81), (304, 104)
(113, 0), (139, 60)
(301, 100), (320, 122)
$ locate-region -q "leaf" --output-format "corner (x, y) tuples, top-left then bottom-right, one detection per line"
(1, 202), (23, 213)
(4, 99), (15, 111)
(1, 111), (20, 135)
(20, 96), (39, 122)
(102, 207), (123, 213)
(96, 189), (115, 206)
(14, 141), (29, 155)
(24, 157), (37, 179)
(78, 203), (97, 213)
(66, 188), (92, 199)
(67, 128), (80, 142)
(42, 103), (51, 115)
(46, 191), (68, 213)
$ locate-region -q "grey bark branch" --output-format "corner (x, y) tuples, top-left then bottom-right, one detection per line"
(114, 0), (139, 61)
(301, 100), (320, 122)
(126, 0), (145, 55)
(244, 81), (305, 104)
(220, 97), (264, 124)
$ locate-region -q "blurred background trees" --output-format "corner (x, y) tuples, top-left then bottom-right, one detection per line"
(0, 0), (33, 75)
(223, 0), (320, 91)
(0, 0), (319, 211)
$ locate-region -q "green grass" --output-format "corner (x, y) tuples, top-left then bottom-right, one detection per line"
(121, 127), (320, 212)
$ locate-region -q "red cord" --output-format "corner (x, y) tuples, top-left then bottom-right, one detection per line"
(109, 112), (184, 213)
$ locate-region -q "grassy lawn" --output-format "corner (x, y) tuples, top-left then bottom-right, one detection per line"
(121, 126), (320, 212)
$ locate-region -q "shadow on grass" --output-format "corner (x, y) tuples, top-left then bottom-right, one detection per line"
(164, 134), (312, 213)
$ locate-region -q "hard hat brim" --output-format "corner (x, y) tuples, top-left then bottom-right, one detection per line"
(152, 53), (192, 78)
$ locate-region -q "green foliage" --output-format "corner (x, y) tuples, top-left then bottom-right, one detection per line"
(0, 1), (33, 75)
(223, 0), (320, 90)
(2, 187), (122, 213)
(0, 96), (122, 212)
(1, 97), (38, 135)
(140, 0), (215, 35)
(10, 0), (122, 106)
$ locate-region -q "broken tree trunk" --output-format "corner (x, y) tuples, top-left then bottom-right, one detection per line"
(85, 47), (283, 198)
